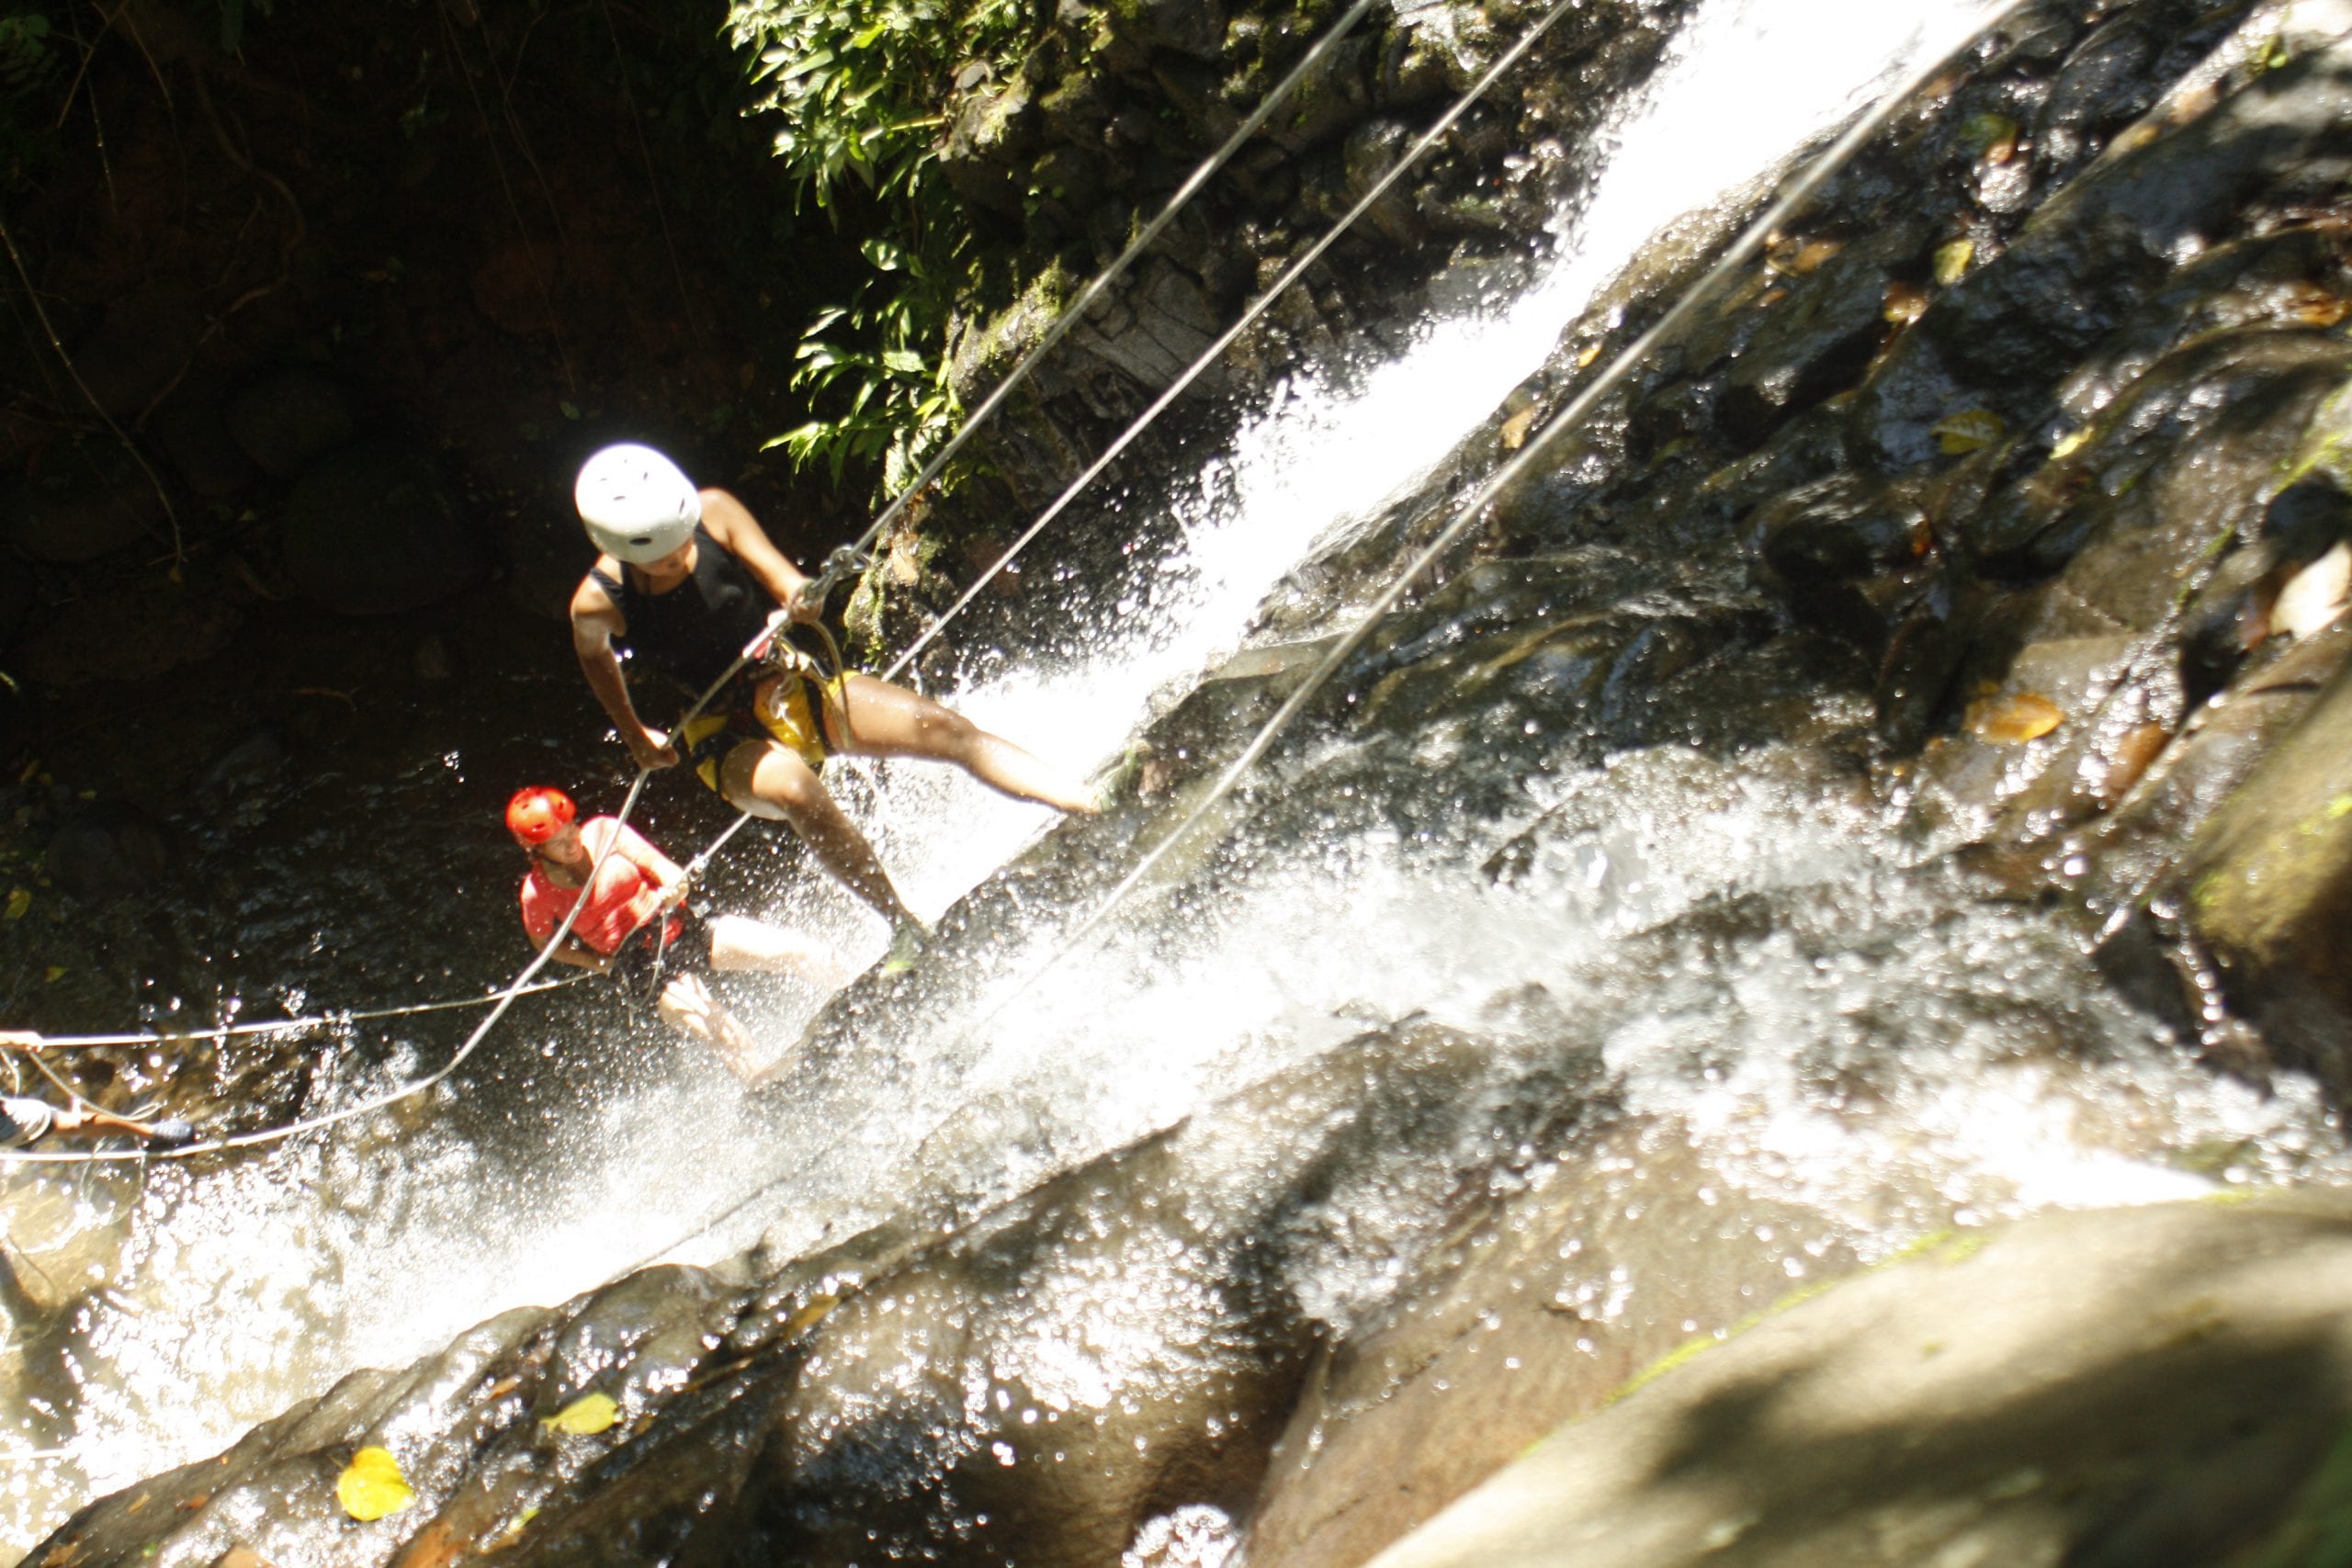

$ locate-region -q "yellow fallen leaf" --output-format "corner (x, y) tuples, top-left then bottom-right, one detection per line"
(541, 1392), (618, 1435)
(1969, 691), (2065, 744)
(1576, 342), (1602, 368)
(335, 1446), (413, 1521)
(2049, 427), (2093, 460)
(2293, 290), (2349, 328)
(1498, 404), (1541, 451)
(1883, 282), (1929, 324)
(4, 888), (28, 920)
(42, 966), (63, 984)
(1933, 238), (1975, 287)
(1933, 409), (2006, 455)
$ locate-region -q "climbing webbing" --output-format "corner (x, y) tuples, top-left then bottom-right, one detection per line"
(882, 0), (1588, 683)
(2, 976), (589, 1053)
(836, 0), (1388, 574)
(614, 0), (2032, 1275)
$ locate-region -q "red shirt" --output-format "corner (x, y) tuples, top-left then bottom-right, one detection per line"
(518, 818), (679, 957)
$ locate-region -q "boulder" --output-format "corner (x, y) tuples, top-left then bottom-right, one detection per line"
(1856, 36), (2352, 468)
(2, 442), (167, 564)
(151, 375), (260, 498)
(65, 281), (205, 420)
(2179, 650), (2352, 1098)
(277, 443), (484, 615)
(8, 575), (242, 687)
(1365, 1194), (2352, 1568)
(228, 367), (359, 479)
(44, 814), (168, 904)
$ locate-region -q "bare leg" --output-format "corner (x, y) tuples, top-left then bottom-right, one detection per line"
(707, 913), (855, 988)
(657, 974), (763, 1080)
(718, 739), (918, 925)
(830, 673), (1098, 813)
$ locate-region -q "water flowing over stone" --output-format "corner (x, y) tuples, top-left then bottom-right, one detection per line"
(20, 0), (2352, 1565)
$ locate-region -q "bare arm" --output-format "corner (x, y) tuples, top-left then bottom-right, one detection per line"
(607, 819), (689, 900)
(570, 570), (678, 770)
(699, 489), (819, 622)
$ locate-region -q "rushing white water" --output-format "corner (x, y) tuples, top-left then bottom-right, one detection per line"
(12, 0), (2300, 1559)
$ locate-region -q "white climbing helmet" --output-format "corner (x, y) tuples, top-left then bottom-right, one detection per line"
(575, 443), (702, 563)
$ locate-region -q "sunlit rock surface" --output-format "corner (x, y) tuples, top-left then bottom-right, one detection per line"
(28, 1), (2352, 1564)
(1365, 1192), (2352, 1568)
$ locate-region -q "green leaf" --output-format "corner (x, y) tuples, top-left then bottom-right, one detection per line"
(779, 46), (835, 81)
(882, 348), (924, 375)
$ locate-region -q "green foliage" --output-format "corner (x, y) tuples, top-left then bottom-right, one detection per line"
(1, 1), (278, 190)
(0, 4), (63, 188)
(766, 233), (962, 496)
(726, 0), (1034, 499)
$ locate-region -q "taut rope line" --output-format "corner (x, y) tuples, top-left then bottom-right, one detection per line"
(880, 0), (1588, 682)
(0, 0), (1392, 1137)
(628, 0), (2027, 1270)
(952, 0), (2027, 1033)
(833, 0), (1388, 570)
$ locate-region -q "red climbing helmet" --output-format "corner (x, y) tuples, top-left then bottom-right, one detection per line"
(505, 785), (577, 845)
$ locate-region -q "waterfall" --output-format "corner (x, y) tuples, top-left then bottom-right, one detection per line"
(12, 0), (2301, 1558)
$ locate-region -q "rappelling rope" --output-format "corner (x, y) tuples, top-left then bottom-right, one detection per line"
(832, 0), (1387, 572)
(0, 770), (657, 1164)
(879, 0), (1585, 683)
(623, 0), (2031, 1269)
(0, 1), (1387, 1149)
(0, 977), (592, 1053)
(950, 0), (2030, 1030)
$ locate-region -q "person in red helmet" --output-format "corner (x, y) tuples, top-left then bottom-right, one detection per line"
(566, 442), (1100, 970)
(506, 785), (849, 1078)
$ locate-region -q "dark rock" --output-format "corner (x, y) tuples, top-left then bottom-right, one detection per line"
(45, 815), (167, 903)
(2052, 227), (2352, 429)
(1721, 224), (1926, 443)
(228, 367), (359, 479)
(150, 377), (260, 499)
(1340, 117), (1421, 244)
(2, 442), (167, 564)
(277, 442), (484, 615)
(1102, 0), (1225, 60)
(65, 282), (205, 421)
(1855, 38), (2352, 468)
(2031, 17), (2160, 181)
(2179, 650), (2352, 1100)
(11, 575), (242, 687)
(0, 552), (28, 650)
(1755, 472), (1934, 656)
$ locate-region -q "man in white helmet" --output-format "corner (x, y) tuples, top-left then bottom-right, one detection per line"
(567, 443), (1098, 967)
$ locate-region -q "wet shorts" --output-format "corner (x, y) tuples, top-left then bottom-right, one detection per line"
(678, 667), (845, 789)
(610, 905), (715, 1003)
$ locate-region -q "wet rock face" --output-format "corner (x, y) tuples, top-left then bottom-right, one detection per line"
(1366, 1194), (2352, 1568)
(922, 0), (1697, 519)
(31, 1021), (1609, 1568)
(41, 3), (2352, 1566)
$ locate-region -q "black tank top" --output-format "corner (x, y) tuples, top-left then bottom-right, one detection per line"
(590, 524), (774, 698)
